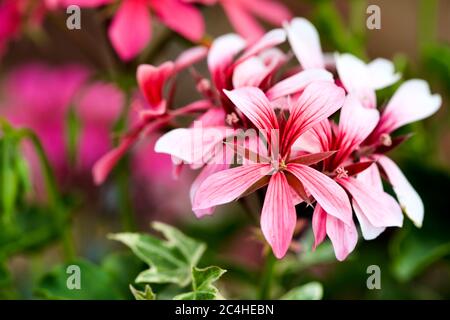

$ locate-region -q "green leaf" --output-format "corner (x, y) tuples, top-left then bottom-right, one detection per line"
(109, 222), (206, 286)
(130, 284), (156, 300)
(279, 282), (323, 300)
(0, 260), (10, 287)
(391, 226), (450, 282)
(36, 259), (124, 299)
(101, 252), (145, 299)
(174, 266), (226, 300)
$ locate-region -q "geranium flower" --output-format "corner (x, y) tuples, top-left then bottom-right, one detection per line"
(92, 46), (211, 184)
(0, 63), (124, 193)
(67, 0), (205, 61)
(153, 29), (332, 216)
(191, 0), (292, 43)
(360, 80), (442, 227)
(191, 82), (353, 259)
(296, 95), (404, 260)
(285, 17), (400, 108)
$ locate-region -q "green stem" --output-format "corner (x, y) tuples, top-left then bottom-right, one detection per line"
(20, 128), (76, 261)
(117, 160), (136, 231)
(0, 118), (76, 261)
(258, 251), (276, 300)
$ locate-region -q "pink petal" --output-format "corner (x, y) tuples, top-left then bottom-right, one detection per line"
(285, 18), (324, 69)
(154, 126), (230, 165)
(287, 163), (352, 226)
(239, 0), (292, 26)
(334, 94), (380, 164)
(380, 79), (441, 132)
(221, 0), (265, 43)
(108, 0), (151, 61)
(338, 177), (403, 228)
(175, 46), (208, 71)
(282, 81), (345, 152)
(326, 214), (358, 261)
(190, 161), (229, 218)
(356, 161), (383, 191)
(335, 53), (376, 108)
(232, 57), (270, 88)
(63, 0), (112, 7)
(137, 62), (175, 115)
(236, 28), (286, 64)
(292, 120), (332, 154)
(76, 81), (124, 125)
(338, 94), (380, 145)
(367, 58), (401, 90)
(261, 172), (297, 259)
(92, 133), (137, 185)
(194, 107), (226, 128)
(207, 33), (246, 89)
(377, 155), (424, 227)
(352, 199), (385, 240)
(312, 204), (327, 250)
(151, 0), (204, 41)
(193, 164), (271, 210)
(92, 120), (150, 184)
(224, 87), (279, 131)
(266, 69), (333, 101)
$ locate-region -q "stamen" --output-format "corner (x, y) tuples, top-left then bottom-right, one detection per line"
(335, 166), (348, 179)
(226, 112), (239, 126)
(196, 78), (211, 93)
(380, 133), (392, 147)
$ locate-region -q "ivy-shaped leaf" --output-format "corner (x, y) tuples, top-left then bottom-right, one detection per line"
(109, 222), (206, 287)
(130, 284), (156, 300)
(174, 266), (226, 300)
(279, 282), (323, 300)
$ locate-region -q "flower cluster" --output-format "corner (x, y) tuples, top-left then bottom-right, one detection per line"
(94, 18), (441, 261)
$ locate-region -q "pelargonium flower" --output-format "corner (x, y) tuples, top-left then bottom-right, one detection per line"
(191, 82), (353, 259)
(360, 80), (442, 228)
(92, 46), (211, 184)
(66, 0), (205, 61)
(153, 29), (333, 216)
(0, 63), (124, 193)
(191, 0), (292, 43)
(285, 17), (401, 108)
(295, 95), (404, 260)
(0, 0), (52, 58)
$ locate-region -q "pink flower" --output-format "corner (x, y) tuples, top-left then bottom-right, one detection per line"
(361, 80), (442, 227)
(68, 0), (205, 61)
(92, 46), (210, 184)
(0, 63), (125, 193)
(0, 0), (54, 58)
(191, 82), (352, 259)
(285, 18), (400, 108)
(212, 0), (292, 44)
(75, 82), (125, 171)
(1, 63), (90, 174)
(335, 53), (400, 108)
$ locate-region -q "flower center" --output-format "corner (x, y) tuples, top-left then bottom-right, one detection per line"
(335, 166), (348, 179)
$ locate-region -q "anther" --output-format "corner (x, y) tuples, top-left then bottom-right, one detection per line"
(380, 133), (392, 147)
(335, 166), (348, 179)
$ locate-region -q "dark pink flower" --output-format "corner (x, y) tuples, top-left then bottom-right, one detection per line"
(0, 63), (125, 193)
(361, 80), (442, 227)
(69, 0), (205, 61)
(192, 82), (352, 259)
